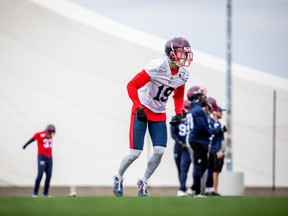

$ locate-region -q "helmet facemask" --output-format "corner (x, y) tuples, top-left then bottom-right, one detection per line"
(171, 47), (193, 67)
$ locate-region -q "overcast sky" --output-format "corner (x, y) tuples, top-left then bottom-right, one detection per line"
(70, 0), (288, 79)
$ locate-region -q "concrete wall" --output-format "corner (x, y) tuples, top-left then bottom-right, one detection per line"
(0, 0), (287, 188)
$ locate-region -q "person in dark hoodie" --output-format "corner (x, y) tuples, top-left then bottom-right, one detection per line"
(186, 86), (212, 196)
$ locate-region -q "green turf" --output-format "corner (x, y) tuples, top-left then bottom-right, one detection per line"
(0, 196), (287, 216)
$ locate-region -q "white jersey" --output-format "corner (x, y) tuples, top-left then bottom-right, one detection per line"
(138, 58), (190, 113)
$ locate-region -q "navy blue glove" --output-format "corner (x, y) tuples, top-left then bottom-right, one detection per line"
(136, 107), (147, 122)
(169, 114), (181, 126)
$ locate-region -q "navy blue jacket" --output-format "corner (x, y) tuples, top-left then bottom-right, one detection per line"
(209, 118), (225, 153)
(188, 103), (212, 145)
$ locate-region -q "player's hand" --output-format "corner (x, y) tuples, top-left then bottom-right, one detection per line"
(136, 107), (147, 122)
(169, 114), (181, 126)
(216, 151), (225, 159)
(222, 125), (227, 132)
(176, 141), (186, 148)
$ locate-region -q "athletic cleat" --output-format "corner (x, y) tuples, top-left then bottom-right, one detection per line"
(137, 179), (148, 197)
(204, 191), (221, 197)
(113, 175), (123, 197)
(211, 191), (221, 196)
(32, 194), (38, 198)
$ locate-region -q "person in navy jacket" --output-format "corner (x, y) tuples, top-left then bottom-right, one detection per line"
(186, 86), (212, 196)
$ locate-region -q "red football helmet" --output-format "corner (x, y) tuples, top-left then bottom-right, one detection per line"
(45, 124), (56, 135)
(206, 97), (218, 111)
(165, 37), (193, 67)
(187, 86), (207, 102)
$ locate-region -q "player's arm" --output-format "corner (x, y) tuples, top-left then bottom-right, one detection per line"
(170, 122), (180, 142)
(199, 112), (212, 137)
(127, 70), (151, 109)
(173, 85), (185, 115)
(210, 122), (222, 135)
(22, 138), (35, 149)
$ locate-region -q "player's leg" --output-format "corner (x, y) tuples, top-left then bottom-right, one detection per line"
(177, 149), (191, 196)
(173, 144), (182, 181)
(117, 112), (146, 176)
(43, 157), (53, 196)
(204, 152), (215, 195)
(190, 143), (208, 196)
(33, 155), (45, 197)
(144, 121), (167, 180)
(137, 121), (167, 196)
(213, 157), (224, 195)
(113, 112), (146, 197)
(213, 172), (219, 194)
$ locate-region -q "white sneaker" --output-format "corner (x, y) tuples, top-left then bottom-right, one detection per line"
(186, 188), (195, 196)
(68, 192), (77, 197)
(177, 190), (188, 197)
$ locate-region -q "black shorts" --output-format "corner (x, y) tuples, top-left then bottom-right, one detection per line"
(189, 142), (209, 166)
(208, 152), (224, 173)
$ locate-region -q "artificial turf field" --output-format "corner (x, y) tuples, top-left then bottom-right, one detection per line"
(0, 196), (287, 216)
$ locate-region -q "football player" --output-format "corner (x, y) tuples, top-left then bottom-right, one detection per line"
(113, 37), (193, 197)
(23, 124), (56, 197)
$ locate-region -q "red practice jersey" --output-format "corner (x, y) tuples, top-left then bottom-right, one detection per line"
(33, 131), (53, 157)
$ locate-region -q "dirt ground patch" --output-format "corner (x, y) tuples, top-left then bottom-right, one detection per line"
(0, 186), (287, 197)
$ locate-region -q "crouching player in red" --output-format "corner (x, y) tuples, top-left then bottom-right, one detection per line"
(113, 37), (193, 197)
(22, 124), (56, 197)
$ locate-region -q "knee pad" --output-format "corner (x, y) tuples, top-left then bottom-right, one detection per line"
(153, 146), (165, 157)
(129, 149), (142, 162)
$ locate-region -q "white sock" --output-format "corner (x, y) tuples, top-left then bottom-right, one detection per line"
(141, 146), (165, 182)
(204, 187), (214, 193)
(117, 149), (142, 177)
